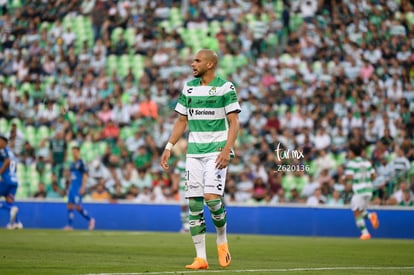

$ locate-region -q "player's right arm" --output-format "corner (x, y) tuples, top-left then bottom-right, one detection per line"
(160, 114), (188, 170)
(370, 163), (376, 181)
(0, 149), (10, 176)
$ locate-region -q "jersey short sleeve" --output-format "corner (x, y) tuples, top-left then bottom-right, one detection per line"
(175, 84), (188, 116)
(79, 160), (88, 174)
(223, 82), (241, 115)
(0, 148), (9, 162)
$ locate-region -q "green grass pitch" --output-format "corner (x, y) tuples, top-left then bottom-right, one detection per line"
(0, 229), (413, 275)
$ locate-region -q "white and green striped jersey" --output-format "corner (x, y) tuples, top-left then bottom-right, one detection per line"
(175, 76), (241, 157)
(345, 157), (375, 195)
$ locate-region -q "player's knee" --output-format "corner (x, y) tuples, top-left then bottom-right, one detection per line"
(5, 196), (14, 203)
(189, 197), (204, 212)
(205, 198), (220, 208)
(204, 193), (220, 201)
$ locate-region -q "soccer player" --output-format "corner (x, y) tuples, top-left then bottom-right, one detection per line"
(345, 142), (379, 240)
(0, 134), (23, 229)
(65, 145), (95, 230)
(161, 49), (241, 269)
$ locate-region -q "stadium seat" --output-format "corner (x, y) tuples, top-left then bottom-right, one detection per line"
(10, 0), (22, 9)
(15, 184), (28, 199)
(111, 27), (124, 44)
(23, 125), (37, 147)
(120, 126), (134, 140)
(37, 126), (50, 145)
(97, 141), (108, 155)
(209, 20), (221, 35)
(81, 140), (97, 163)
(124, 27), (135, 47)
(0, 117), (9, 134)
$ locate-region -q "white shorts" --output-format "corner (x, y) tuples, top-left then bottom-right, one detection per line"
(178, 188), (188, 205)
(185, 156), (228, 198)
(351, 194), (372, 211)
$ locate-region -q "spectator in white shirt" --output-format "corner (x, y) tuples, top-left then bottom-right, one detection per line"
(61, 26), (76, 48)
(313, 128), (331, 150)
(112, 99), (131, 126)
(306, 188), (326, 206)
(39, 101), (59, 126)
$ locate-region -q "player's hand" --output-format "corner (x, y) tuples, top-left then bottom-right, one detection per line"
(79, 187), (85, 195)
(160, 149), (171, 170)
(215, 148), (231, 169)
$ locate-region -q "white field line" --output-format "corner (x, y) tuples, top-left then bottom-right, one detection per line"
(82, 266), (414, 275)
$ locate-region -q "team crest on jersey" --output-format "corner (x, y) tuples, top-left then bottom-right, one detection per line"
(208, 86), (217, 95)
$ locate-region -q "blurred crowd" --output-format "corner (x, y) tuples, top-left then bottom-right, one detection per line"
(0, 0), (413, 207)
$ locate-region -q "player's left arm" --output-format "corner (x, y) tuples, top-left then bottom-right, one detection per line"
(80, 172), (88, 195)
(79, 162), (88, 195)
(215, 112), (240, 169)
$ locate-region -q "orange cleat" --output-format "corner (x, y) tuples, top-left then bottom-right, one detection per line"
(185, 257), (209, 270)
(369, 212), (379, 229)
(217, 243), (231, 268)
(360, 233), (371, 240)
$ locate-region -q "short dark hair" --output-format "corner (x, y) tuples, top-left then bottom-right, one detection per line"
(349, 142), (363, 157)
(0, 135), (8, 143)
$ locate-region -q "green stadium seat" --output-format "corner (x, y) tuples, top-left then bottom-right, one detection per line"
(235, 54), (248, 68)
(106, 54), (118, 70)
(124, 27), (135, 46)
(111, 27), (124, 44)
(169, 7), (183, 26)
(20, 82), (33, 95)
(265, 33), (278, 48)
(282, 174), (306, 199)
(209, 20), (221, 35)
(39, 164), (53, 187)
(97, 141), (108, 155)
(290, 14), (303, 31)
(11, 0), (22, 9)
(15, 184), (29, 199)
(120, 126), (134, 140)
(37, 125), (50, 145)
(25, 163), (40, 194)
(16, 163), (26, 184)
(279, 53), (291, 64)
(81, 140), (97, 163)
(23, 125), (37, 146)
(275, 0), (283, 13)
(333, 152), (346, 168)
(0, 117), (9, 134)
(312, 61), (322, 73)
(306, 160), (317, 177)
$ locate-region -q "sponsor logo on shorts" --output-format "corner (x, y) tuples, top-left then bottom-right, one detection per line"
(214, 174), (223, 182)
(216, 184), (223, 191)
